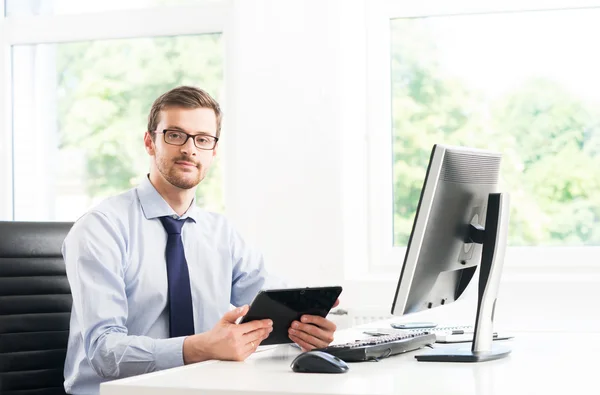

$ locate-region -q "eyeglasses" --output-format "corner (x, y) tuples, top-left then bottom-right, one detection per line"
(160, 129), (219, 150)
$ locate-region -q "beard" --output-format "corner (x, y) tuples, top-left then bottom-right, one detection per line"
(156, 154), (204, 190)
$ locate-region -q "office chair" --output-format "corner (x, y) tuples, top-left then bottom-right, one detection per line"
(0, 221), (73, 395)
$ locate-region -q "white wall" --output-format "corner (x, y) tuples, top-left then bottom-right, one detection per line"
(222, 0), (600, 332)
(224, 0), (369, 290)
(0, 4), (12, 220)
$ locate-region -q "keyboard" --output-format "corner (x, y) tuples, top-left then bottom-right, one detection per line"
(406, 325), (474, 335)
(399, 326), (513, 343)
(314, 332), (436, 362)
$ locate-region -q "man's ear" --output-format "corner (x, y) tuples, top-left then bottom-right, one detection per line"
(144, 132), (155, 155)
(212, 142), (219, 158)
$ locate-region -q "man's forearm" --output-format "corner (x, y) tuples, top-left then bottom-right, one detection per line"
(88, 331), (185, 379)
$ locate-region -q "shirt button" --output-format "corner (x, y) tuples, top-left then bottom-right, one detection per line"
(172, 215), (178, 219)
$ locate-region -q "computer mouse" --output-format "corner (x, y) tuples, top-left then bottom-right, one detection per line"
(290, 351), (349, 373)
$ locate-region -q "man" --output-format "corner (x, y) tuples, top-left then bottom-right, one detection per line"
(62, 86), (338, 395)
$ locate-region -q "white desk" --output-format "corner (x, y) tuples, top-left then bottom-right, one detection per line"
(100, 327), (596, 395)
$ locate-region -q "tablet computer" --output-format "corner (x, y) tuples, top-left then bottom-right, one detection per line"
(239, 286), (342, 345)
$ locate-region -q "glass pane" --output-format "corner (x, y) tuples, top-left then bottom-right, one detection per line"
(12, 34), (223, 221)
(5, 0), (221, 16)
(391, 9), (600, 247)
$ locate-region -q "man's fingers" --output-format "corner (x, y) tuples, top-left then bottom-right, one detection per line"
(290, 321), (334, 344)
(333, 298), (340, 308)
(288, 326), (329, 349)
(241, 327), (272, 359)
(289, 334), (315, 352)
(221, 305), (249, 323)
(238, 318), (273, 334)
(242, 327), (272, 345)
(246, 338), (259, 352)
(299, 315), (337, 332)
(234, 341), (256, 361)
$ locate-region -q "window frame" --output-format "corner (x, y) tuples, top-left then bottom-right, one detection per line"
(365, 0), (600, 274)
(0, 1), (229, 220)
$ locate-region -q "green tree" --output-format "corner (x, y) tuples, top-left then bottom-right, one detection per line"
(492, 79), (600, 245)
(390, 19), (600, 246)
(390, 20), (487, 245)
(56, 34), (224, 211)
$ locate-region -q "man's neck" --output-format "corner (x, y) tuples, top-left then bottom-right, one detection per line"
(148, 173), (196, 217)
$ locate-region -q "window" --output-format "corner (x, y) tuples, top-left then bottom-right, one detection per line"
(368, 1), (600, 270)
(390, 9), (600, 247)
(0, 2), (226, 221)
(5, 0), (220, 16)
(12, 35), (223, 221)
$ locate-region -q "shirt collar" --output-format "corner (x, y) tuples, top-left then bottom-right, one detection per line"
(136, 175), (199, 223)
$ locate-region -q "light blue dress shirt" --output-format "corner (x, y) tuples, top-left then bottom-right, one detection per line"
(62, 176), (282, 395)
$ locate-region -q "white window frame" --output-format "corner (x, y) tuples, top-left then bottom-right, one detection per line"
(0, 1), (229, 220)
(365, 0), (600, 276)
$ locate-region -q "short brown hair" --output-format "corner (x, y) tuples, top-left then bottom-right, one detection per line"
(147, 86), (222, 138)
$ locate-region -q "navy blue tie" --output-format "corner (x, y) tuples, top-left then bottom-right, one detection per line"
(159, 216), (195, 337)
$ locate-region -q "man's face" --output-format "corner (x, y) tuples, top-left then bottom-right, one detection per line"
(145, 106), (218, 190)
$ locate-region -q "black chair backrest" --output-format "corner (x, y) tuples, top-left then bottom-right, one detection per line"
(0, 222), (73, 395)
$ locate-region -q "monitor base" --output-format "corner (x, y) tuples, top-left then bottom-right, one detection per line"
(415, 344), (511, 362)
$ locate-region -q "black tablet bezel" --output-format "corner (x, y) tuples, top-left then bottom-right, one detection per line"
(239, 286), (343, 345)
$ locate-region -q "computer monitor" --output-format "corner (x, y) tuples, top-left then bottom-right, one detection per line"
(391, 144), (511, 362)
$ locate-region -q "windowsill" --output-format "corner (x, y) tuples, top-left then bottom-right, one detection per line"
(346, 264), (600, 285)
(341, 248), (600, 327)
(363, 246), (600, 279)
(340, 268), (600, 332)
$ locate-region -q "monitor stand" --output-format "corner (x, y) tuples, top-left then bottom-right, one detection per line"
(416, 193), (512, 362)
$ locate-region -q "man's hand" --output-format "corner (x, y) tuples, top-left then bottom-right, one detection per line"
(183, 305), (273, 364)
(288, 298), (339, 351)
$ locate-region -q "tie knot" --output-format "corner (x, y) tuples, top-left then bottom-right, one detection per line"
(159, 216), (186, 235)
